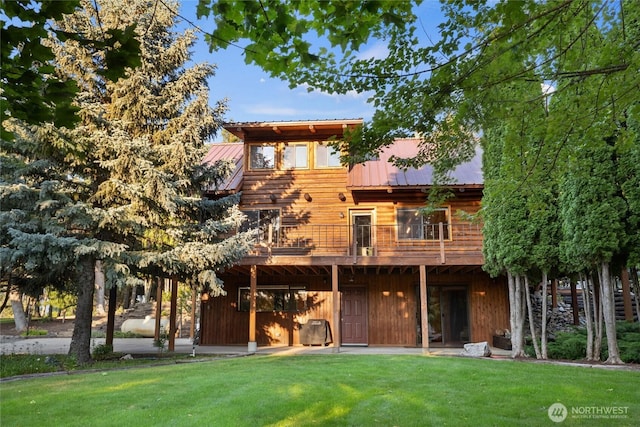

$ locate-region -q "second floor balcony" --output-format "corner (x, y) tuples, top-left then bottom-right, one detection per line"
(244, 222), (484, 266)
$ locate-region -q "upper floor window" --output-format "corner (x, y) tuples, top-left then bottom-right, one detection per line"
(249, 144), (275, 169)
(315, 142), (341, 168)
(397, 208), (450, 240)
(283, 143), (308, 169)
(240, 209), (280, 243)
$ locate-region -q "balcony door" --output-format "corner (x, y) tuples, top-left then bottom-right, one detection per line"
(350, 210), (374, 256)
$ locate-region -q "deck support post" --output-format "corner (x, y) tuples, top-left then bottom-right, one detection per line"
(332, 264), (341, 353)
(419, 265), (429, 354)
(248, 265), (258, 353)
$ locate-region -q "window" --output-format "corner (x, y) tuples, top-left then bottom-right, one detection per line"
(238, 286), (307, 312)
(283, 143), (308, 169)
(249, 144), (275, 169)
(397, 208), (450, 240)
(240, 209), (280, 243)
(315, 142), (341, 168)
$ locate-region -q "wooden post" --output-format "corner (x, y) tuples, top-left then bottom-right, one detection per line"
(621, 268), (633, 321)
(420, 265), (429, 353)
(154, 277), (163, 340)
(168, 278), (178, 352)
(106, 285), (117, 347)
(570, 281), (579, 325)
(332, 264), (340, 353)
(190, 288), (197, 339)
(248, 265), (257, 353)
(439, 223), (445, 264)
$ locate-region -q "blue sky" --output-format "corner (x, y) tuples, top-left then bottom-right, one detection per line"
(176, 1), (445, 138)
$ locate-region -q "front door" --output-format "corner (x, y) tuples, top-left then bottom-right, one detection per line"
(341, 288), (368, 345)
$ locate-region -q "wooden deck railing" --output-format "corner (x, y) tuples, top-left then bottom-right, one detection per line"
(248, 223), (483, 259)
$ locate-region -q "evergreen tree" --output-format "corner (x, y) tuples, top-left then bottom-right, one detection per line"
(1, 0), (253, 363)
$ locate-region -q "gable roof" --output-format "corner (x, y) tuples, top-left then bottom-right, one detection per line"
(202, 142), (244, 194)
(347, 138), (483, 190)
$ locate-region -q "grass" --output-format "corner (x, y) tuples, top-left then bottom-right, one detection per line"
(0, 353), (202, 378)
(1, 355), (638, 426)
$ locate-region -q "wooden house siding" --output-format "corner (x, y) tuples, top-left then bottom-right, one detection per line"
(199, 271), (509, 346)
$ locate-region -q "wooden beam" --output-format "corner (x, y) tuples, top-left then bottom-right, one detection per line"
(332, 264), (340, 353)
(419, 265), (429, 353)
(439, 223), (446, 264)
(249, 265), (257, 353)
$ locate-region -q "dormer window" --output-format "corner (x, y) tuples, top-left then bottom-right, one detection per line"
(249, 144), (275, 170)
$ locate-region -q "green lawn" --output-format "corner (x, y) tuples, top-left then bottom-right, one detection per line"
(1, 355), (638, 426)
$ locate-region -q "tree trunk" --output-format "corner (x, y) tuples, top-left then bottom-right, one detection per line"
(599, 262), (623, 364)
(9, 287), (28, 332)
(540, 273), (548, 359)
(106, 285), (117, 347)
(525, 276), (541, 358)
(582, 273), (595, 360)
(144, 276), (152, 303)
(631, 267), (640, 322)
(69, 255), (96, 365)
(508, 272), (526, 358)
(593, 273), (603, 361)
(129, 284), (137, 307)
(94, 260), (106, 316)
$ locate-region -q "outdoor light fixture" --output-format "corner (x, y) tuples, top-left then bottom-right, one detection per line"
(304, 193), (312, 202)
(338, 192), (346, 201)
(269, 193), (277, 202)
(339, 212), (345, 219)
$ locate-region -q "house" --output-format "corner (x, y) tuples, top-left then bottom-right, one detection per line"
(201, 119), (509, 351)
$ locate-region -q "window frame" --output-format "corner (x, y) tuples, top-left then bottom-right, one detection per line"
(240, 208), (281, 244)
(237, 285), (308, 312)
(282, 142), (309, 170)
(314, 141), (342, 168)
(396, 207), (451, 241)
(248, 143), (276, 170)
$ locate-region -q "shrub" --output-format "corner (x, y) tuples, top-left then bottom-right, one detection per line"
(92, 344), (115, 360)
(20, 329), (48, 337)
(545, 322), (640, 362)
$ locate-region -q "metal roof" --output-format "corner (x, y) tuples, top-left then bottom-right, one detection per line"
(201, 137), (483, 196)
(201, 142), (244, 194)
(347, 138), (483, 189)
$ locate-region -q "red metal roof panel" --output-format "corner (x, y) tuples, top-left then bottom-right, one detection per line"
(202, 143), (244, 194)
(347, 138), (482, 189)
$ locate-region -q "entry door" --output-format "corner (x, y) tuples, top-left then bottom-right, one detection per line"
(426, 286), (470, 345)
(341, 288), (368, 345)
(351, 211), (373, 256)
